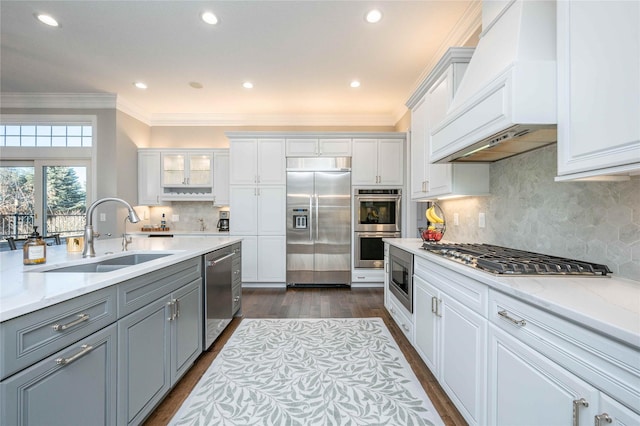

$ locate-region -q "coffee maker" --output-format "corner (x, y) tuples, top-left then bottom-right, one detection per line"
(217, 210), (229, 232)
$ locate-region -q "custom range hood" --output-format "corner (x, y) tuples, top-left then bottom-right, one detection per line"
(431, 0), (557, 163)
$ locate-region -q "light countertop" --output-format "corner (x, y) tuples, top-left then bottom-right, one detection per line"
(384, 238), (640, 350)
(0, 236), (242, 322)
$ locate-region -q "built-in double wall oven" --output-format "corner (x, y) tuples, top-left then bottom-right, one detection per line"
(354, 188), (401, 269)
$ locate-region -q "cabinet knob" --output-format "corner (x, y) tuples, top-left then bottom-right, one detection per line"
(595, 413), (612, 426)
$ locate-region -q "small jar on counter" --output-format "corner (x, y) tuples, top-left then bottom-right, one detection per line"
(23, 226), (46, 265)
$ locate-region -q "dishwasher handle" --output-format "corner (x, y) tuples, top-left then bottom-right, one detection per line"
(206, 252), (235, 267)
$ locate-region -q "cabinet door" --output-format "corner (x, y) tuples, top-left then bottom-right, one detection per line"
(410, 96), (428, 199)
(425, 70), (454, 196)
(138, 151), (162, 205)
(161, 153), (186, 186)
(557, 1), (640, 178)
(171, 279), (202, 384)
(487, 324), (598, 426)
(257, 186), (285, 235)
(286, 139), (318, 156)
(187, 152), (212, 186)
(598, 393), (640, 426)
(239, 235), (258, 282)
(440, 292), (487, 426)
(213, 151), (229, 206)
(351, 139), (378, 185)
(257, 138), (286, 185)
(319, 138), (352, 156)
(118, 296), (171, 426)
(377, 139), (404, 185)
(229, 186), (257, 235)
(230, 139), (258, 184)
(413, 275), (439, 373)
(1, 324), (117, 426)
(257, 236), (286, 282)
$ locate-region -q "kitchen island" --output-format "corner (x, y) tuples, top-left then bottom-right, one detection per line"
(0, 236), (242, 426)
(384, 238), (640, 426)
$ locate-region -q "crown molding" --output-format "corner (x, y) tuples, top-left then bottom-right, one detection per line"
(0, 93), (117, 109)
(115, 96), (150, 125)
(404, 1), (482, 106)
(148, 113), (397, 127)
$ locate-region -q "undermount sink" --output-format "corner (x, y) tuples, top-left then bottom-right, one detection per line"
(38, 253), (173, 273)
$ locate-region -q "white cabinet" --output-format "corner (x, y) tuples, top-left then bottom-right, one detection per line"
(488, 289), (640, 425)
(162, 151), (213, 187)
(407, 48), (489, 200)
(229, 185), (285, 236)
(556, 0), (640, 180)
(229, 138), (286, 284)
(212, 150), (229, 206)
(286, 138), (352, 157)
(229, 138), (285, 185)
(352, 138), (403, 186)
(138, 149), (223, 203)
(413, 258), (488, 426)
(237, 235), (285, 283)
(487, 324), (599, 425)
(138, 151), (163, 206)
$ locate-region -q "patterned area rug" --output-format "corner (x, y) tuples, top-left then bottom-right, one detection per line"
(169, 318), (444, 426)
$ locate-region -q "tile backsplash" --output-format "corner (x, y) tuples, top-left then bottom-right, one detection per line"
(435, 145), (639, 281)
(135, 203), (227, 233)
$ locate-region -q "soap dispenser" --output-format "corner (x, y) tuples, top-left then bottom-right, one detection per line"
(23, 226), (46, 265)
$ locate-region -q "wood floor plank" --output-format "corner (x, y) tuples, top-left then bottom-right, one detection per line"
(143, 287), (467, 426)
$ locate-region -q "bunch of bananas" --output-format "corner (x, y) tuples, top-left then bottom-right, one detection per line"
(426, 205), (445, 224)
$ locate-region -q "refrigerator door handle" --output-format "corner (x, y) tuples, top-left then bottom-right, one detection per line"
(315, 193), (319, 240)
(309, 195), (313, 241)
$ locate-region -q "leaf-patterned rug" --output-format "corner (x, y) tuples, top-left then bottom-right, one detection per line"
(169, 318), (444, 426)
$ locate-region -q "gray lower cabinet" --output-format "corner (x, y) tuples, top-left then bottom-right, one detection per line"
(1, 323), (118, 426)
(117, 278), (202, 426)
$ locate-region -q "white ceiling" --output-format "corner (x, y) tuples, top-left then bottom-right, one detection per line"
(0, 1), (478, 126)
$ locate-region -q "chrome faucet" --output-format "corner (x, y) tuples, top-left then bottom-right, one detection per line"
(83, 197), (140, 257)
(122, 216), (133, 251)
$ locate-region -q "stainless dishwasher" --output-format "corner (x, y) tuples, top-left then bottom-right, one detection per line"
(203, 243), (241, 349)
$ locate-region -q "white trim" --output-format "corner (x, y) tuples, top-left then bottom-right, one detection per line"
(115, 96), (151, 125)
(0, 93), (116, 109)
(149, 113), (397, 127)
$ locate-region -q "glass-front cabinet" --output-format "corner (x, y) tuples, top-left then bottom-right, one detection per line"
(161, 152), (212, 187)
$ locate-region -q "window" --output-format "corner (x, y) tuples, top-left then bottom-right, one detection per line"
(0, 124), (93, 147)
(0, 115), (95, 242)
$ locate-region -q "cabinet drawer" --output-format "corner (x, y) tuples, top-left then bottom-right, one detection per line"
(1, 323), (118, 426)
(387, 295), (413, 342)
(118, 258), (201, 317)
(232, 283), (242, 315)
(0, 286), (117, 380)
(414, 256), (488, 316)
(489, 289), (640, 414)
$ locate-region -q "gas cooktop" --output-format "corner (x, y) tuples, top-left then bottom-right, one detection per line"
(421, 242), (612, 276)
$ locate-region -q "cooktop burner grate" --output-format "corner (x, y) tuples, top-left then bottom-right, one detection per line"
(421, 242), (612, 276)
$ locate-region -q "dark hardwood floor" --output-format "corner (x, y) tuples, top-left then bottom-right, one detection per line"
(143, 287), (467, 426)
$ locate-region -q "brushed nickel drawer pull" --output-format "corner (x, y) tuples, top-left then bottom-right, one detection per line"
(595, 413), (612, 426)
(572, 398), (589, 426)
(498, 310), (526, 326)
(52, 313), (90, 331)
(56, 344), (93, 366)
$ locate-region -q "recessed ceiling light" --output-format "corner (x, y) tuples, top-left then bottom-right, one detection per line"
(201, 11), (218, 25)
(133, 82), (148, 90)
(243, 82), (254, 89)
(365, 9), (382, 24)
(35, 13), (59, 27)
(350, 80), (361, 88)
(189, 82), (204, 89)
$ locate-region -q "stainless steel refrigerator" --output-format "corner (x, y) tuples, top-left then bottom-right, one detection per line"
(286, 157), (351, 286)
